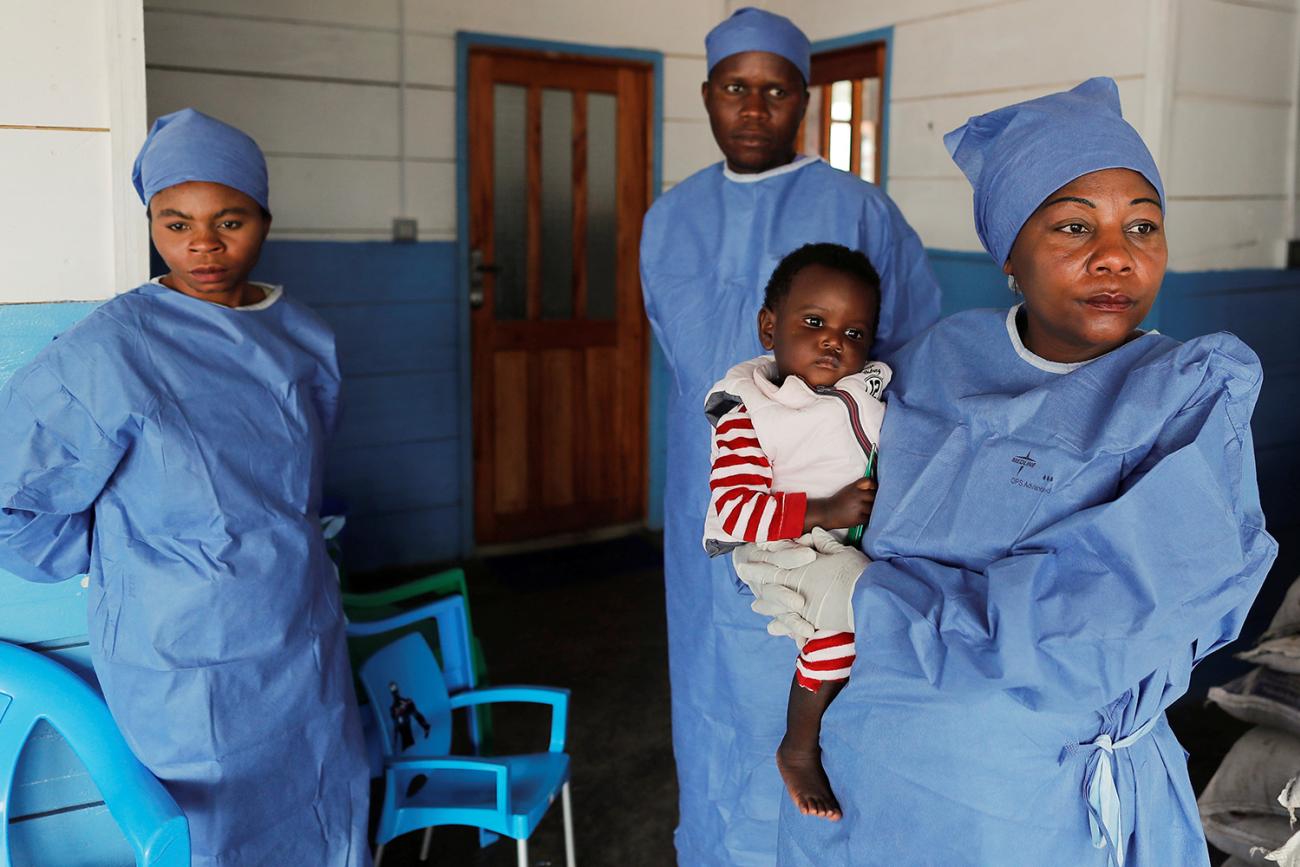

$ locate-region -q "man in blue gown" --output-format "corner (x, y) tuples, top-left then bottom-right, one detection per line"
(0, 109), (370, 865)
(638, 8), (941, 864)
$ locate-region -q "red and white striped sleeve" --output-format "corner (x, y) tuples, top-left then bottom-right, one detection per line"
(707, 404), (806, 544)
(794, 630), (856, 692)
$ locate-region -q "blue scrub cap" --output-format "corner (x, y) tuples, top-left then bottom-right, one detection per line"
(944, 77), (1163, 265)
(706, 7), (810, 83)
(132, 108), (270, 212)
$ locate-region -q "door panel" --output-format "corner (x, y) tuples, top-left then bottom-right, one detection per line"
(469, 48), (651, 544)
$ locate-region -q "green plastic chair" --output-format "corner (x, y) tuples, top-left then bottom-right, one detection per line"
(342, 568), (493, 748)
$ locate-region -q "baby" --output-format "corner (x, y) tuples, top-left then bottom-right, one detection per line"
(702, 242), (888, 821)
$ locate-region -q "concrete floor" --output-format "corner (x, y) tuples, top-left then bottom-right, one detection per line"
(359, 525), (1299, 867)
(365, 533), (676, 866)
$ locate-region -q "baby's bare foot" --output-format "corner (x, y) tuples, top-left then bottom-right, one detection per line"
(776, 737), (842, 821)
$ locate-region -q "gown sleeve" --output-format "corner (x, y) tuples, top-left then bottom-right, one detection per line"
(0, 363), (126, 583)
(859, 193), (942, 362)
(854, 344), (1277, 713)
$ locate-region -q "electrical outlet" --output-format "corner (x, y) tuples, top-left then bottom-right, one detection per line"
(392, 218), (418, 243)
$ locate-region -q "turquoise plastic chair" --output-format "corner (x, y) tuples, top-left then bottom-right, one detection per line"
(360, 633), (575, 867)
(343, 569), (494, 749)
(0, 641), (189, 866)
(348, 593), (488, 859)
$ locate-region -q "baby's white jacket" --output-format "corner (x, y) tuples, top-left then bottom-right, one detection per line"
(701, 355), (891, 556)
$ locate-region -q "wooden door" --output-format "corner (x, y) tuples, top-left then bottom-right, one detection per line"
(467, 48), (651, 545)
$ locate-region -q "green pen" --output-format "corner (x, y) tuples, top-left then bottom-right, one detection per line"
(845, 445), (877, 548)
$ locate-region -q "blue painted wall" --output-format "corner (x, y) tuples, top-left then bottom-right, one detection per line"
(252, 240), (464, 574)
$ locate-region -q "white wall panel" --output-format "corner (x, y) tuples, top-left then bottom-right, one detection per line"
(145, 1), (726, 242)
(1176, 0), (1297, 103)
(887, 177), (983, 253)
(1166, 197), (1288, 270)
(1167, 98), (1292, 197)
(147, 69), (399, 157)
(145, 10), (399, 81)
(664, 55), (707, 120)
(139, 0), (1300, 268)
(1, 1), (145, 303)
(262, 156), (451, 238)
(0, 2), (108, 126)
(405, 34), (455, 88)
(405, 0), (721, 55)
(145, 0), (400, 30)
(663, 120), (719, 186)
(404, 89), (455, 160)
(756, 0), (1020, 40)
(889, 78), (1147, 182)
(890, 0), (1147, 101)
(1, 130), (116, 301)
(406, 161), (457, 235)
(266, 156), (398, 233)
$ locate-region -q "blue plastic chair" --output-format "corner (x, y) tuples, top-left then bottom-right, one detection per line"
(348, 593), (485, 860)
(0, 641), (189, 866)
(360, 632), (575, 867)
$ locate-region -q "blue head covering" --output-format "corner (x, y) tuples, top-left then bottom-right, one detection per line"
(132, 108), (270, 213)
(706, 7), (810, 82)
(944, 77), (1163, 265)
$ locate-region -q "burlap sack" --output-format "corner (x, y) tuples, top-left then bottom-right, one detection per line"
(1238, 578), (1300, 674)
(1199, 727), (1300, 861)
(1210, 668), (1300, 734)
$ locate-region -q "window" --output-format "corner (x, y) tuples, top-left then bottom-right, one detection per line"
(797, 42), (886, 184)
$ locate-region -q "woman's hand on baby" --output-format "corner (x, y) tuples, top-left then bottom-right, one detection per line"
(733, 529), (867, 637)
(805, 478), (877, 532)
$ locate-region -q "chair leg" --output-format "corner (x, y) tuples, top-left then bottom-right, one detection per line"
(419, 827), (433, 861)
(517, 836), (529, 867)
(562, 782), (576, 867)
(373, 843), (384, 867)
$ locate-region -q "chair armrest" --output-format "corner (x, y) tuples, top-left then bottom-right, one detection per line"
(448, 686), (570, 753)
(385, 755), (511, 814)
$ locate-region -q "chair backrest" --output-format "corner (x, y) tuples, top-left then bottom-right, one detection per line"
(347, 593), (475, 694)
(0, 641), (189, 867)
(360, 633), (454, 758)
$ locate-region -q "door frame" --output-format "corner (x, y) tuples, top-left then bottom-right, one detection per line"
(455, 32), (664, 554)
(809, 25), (895, 193)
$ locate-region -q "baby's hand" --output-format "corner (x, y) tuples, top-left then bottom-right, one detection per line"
(805, 478), (876, 532)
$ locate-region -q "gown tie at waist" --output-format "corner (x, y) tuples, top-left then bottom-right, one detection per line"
(1062, 714), (1159, 867)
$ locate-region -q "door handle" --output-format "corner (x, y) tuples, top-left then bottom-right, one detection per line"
(469, 248), (499, 309)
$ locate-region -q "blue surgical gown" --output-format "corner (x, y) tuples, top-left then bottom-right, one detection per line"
(639, 156), (941, 866)
(776, 307), (1278, 867)
(0, 281), (371, 866)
